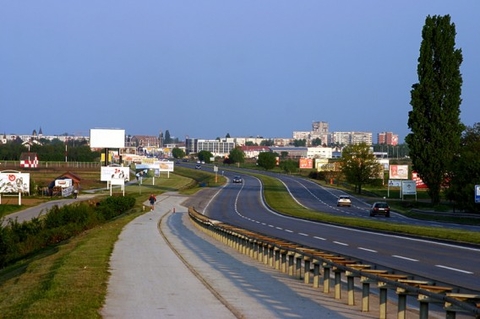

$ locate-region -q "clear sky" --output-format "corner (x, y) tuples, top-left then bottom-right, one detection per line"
(1, 1), (479, 143)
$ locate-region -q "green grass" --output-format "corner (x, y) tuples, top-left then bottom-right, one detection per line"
(0, 172), (199, 318)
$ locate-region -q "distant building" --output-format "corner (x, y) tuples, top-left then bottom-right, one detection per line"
(240, 146), (271, 159)
(185, 138), (235, 157)
(20, 152), (39, 168)
(377, 132), (398, 145)
(331, 131), (372, 146)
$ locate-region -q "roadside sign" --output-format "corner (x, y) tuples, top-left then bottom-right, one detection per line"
(475, 185), (480, 203)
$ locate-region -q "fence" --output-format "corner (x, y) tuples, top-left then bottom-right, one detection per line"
(188, 207), (480, 319)
(0, 161), (101, 169)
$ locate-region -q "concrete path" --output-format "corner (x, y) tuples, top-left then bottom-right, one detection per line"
(101, 192), (397, 319)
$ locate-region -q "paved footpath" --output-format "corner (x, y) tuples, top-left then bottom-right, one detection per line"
(101, 192), (419, 319)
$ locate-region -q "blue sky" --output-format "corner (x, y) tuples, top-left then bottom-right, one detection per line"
(1, 1), (479, 143)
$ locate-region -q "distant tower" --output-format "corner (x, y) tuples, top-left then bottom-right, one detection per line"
(158, 131), (164, 147)
(38, 127), (43, 138)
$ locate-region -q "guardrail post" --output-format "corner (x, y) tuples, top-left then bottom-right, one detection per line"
(304, 257), (311, 284)
(241, 236), (247, 255)
(274, 248), (281, 270)
(295, 253), (302, 279)
(313, 260), (321, 288)
(378, 282), (388, 319)
(268, 245), (274, 267)
(345, 272), (355, 306)
(334, 268), (342, 300)
(323, 263), (331, 294)
(281, 250), (287, 273)
(360, 276), (372, 312)
(397, 293), (407, 319)
(288, 252), (295, 276)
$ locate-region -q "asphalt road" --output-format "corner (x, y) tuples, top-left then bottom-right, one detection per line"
(200, 170), (480, 293)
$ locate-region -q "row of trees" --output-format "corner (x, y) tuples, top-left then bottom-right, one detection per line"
(0, 139), (101, 162)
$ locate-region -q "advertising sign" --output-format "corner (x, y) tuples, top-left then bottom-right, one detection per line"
(90, 128), (125, 148)
(299, 158), (313, 169)
(55, 179), (73, 188)
(389, 165), (408, 179)
(158, 161), (174, 172)
(412, 171), (428, 188)
(0, 173), (30, 193)
(101, 166), (130, 182)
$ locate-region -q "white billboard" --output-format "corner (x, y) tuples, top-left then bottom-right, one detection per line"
(90, 129), (125, 148)
(0, 173), (30, 193)
(101, 166), (130, 182)
(55, 179), (73, 188)
(138, 161), (174, 172)
(389, 165), (409, 179)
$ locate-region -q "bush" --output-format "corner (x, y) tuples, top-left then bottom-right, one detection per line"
(0, 195), (136, 268)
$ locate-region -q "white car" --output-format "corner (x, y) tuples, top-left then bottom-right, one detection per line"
(336, 195), (352, 207)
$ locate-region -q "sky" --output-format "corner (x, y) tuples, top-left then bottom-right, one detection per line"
(1, 1), (479, 143)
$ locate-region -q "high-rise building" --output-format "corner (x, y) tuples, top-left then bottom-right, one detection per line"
(377, 132), (398, 145)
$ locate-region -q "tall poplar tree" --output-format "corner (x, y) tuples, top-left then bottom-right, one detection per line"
(405, 15), (463, 205)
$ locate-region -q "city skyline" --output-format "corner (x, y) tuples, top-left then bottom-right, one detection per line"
(1, 123), (397, 146)
(2, 1), (479, 142)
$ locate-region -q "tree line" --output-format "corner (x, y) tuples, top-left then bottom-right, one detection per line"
(0, 138), (101, 162)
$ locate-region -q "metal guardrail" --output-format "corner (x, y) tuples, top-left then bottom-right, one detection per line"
(188, 206), (480, 319)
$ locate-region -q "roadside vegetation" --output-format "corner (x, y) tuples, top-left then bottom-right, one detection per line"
(0, 172), (196, 318)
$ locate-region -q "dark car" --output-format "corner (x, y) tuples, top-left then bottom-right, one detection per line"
(370, 202), (390, 217)
(232, 176), (242, 183)
(195, 164), (201, 169)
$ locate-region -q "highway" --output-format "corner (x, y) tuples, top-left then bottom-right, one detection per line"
(195, 166), (480, 293)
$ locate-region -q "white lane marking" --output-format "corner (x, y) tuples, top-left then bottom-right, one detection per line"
(436, 265), (473, 274)
(333, 241), (348, 246)
(392, 255), (418, 262)
(285, 229), (293, 233)
(358, 247), (377, 253)
(299, 233), (308, 237)
(313, 236), (326, 241)
(276, 227), (283, 230)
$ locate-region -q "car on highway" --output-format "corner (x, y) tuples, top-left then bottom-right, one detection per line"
(336, 195), (352, 207)
(232, 176), (242, 183)
(370, 202), (390, 217)
(195, 164), (201, 169)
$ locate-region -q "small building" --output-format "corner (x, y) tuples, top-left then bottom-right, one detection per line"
(20, 152), (39, 168)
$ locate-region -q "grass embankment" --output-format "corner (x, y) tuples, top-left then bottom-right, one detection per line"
(0, 172), (203, 318)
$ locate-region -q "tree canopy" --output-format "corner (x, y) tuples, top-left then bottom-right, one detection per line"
(257, 152), (277, 170)
(405, 14), (463, 204)
(197, 150), (213, 163)
(445, 123), (480, 212)
(228, 147), (245, 165)
(172, 147), (185, 159)
(339, 143), (382, 194)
